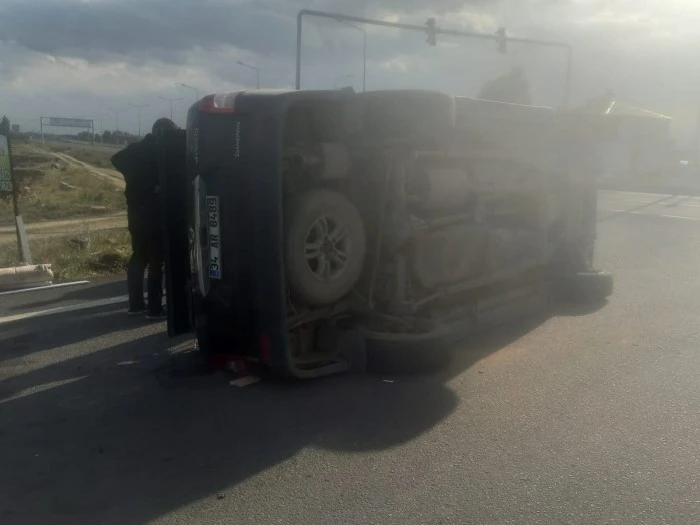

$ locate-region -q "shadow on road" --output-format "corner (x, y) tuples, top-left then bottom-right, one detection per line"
(0, 298), (608, 525)
(1, 303), (135, 362)
(554, 299), (609, 318)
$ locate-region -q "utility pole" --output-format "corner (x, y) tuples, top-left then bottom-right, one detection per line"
(130, 103), (149, 137)
(236, 61), (260, 89)
(108, 107), (124, 132)
(158, 96), (183, 120)
(0, 116), (26, 261)
(335, 18), (367, 92)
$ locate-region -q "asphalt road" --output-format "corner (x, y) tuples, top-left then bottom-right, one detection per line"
(2, 189), (700, 524)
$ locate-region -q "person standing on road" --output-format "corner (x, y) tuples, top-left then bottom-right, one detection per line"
(111, 118), (177, 319)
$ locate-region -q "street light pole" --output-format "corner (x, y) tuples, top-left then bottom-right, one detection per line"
(362, 28), (366, 92)
(236, 61), (260, 89)
(158, 96), (183, 120)
(108, 107), (124, 132)
(130, 103), (149, 137)
(180, 83), (200, 101)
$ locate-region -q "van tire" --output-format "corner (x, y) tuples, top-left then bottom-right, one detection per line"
(285, 189), (366, 306)
(557, 271), (613, 304)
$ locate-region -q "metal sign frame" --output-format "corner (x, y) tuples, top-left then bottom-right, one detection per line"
(295, 9), (573, 107)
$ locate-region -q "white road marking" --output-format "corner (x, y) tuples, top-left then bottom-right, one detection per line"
(616, 199), (667, 204)
(0, 295), (128, 325)
(601, 209), (700, 221)
(600, 190), (700, 207)
(0, 280), (90, 297)
(659, 214), (700, 221)
(599, 190), (674, 198)
(0, 376), (87, 404)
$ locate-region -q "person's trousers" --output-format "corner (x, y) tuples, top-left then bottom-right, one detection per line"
(127, 229), (164, 314)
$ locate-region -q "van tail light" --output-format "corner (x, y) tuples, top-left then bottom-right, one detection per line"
(258, 334), (272, 366)
(199, 91), (244, 114)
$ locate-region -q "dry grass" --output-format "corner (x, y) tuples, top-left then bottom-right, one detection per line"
(0, 228), (132, 281)
(44, 143), (116, 169)
(0, 144), (126, 224)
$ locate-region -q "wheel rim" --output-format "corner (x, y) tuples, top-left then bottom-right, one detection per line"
(304, 215), (349, 282)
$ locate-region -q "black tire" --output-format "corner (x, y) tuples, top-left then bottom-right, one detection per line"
(285, 189), (366, 306)
(557, 271), (613, 304)
(363, 329), (454, 375)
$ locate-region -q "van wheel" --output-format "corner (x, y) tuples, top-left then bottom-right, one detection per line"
(285, 189), (366, 305)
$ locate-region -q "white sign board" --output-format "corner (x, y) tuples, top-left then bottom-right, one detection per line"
(48, 117), (92, 128)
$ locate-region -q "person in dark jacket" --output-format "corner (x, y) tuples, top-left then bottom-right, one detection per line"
(111, 118), (177, 319)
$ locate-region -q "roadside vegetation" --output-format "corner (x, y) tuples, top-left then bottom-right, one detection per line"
(0, 141), (130, 280)
(0, 227), (131, 280)
(0, 143), (126, 225)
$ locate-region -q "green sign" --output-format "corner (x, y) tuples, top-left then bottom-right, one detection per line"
(0, 135), (11, 192)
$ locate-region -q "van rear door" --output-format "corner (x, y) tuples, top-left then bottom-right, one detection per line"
(156, 129), (193, 336)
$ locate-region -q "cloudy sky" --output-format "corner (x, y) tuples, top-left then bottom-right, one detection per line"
(0, 0), (698, 141)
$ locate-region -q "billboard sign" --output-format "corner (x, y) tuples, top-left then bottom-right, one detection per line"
(47, 117), (92, 128)
(0, 135), (12, 192)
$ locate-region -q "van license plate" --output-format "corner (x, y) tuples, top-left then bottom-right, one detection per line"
(206, 196), (222, 279)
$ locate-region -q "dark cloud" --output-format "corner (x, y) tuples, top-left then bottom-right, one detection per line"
(0, 0), (297, 62)
(0, 0), (518, 64)
(0, 0), (519, 94)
